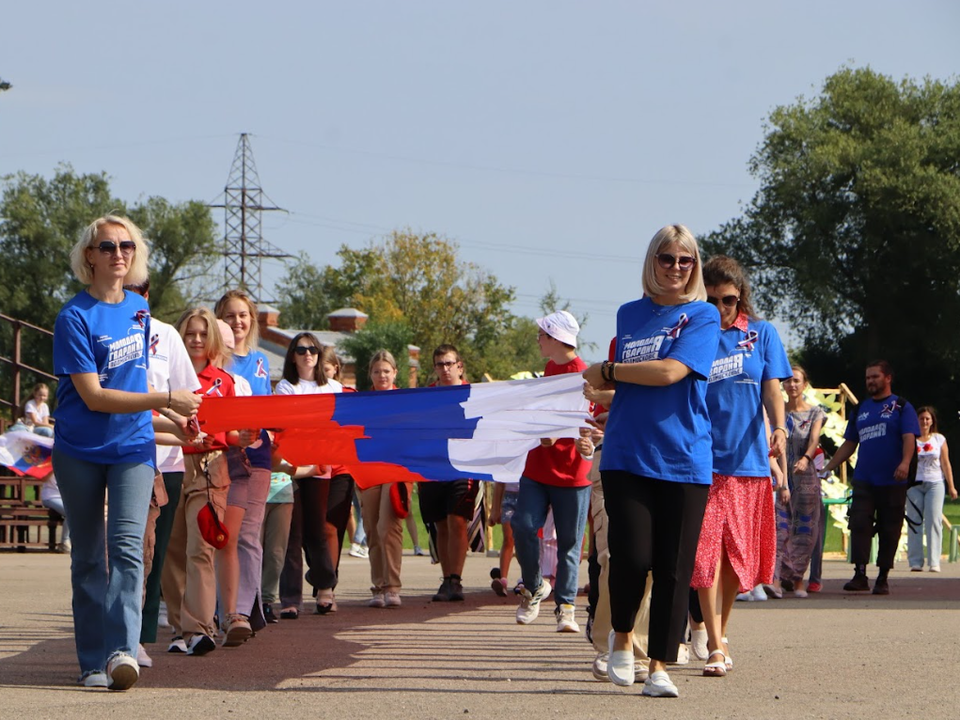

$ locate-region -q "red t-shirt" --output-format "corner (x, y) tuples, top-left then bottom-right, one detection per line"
(522, 356), (590, 488)
(185, 362), (236, 454)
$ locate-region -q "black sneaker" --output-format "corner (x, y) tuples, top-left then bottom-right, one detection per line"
(872, 577), (890, 595)
(432, 577), (452, 602)
(843, 573), (870, 592)
(263, 604), (279, 624)
(449, 575), (465, 602)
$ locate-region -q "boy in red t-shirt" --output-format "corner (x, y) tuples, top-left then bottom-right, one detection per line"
(513, 311), (593, 632)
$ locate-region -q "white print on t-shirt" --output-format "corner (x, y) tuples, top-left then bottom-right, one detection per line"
(859, 423), (887, 443)
(622, 335), (665, 363)
(707, 353), (744, 383)
(106, 333), (144, 370)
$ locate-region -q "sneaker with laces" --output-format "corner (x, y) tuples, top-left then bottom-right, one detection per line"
(384, 591), (402, 608)
(807, 581), (822, 593)
(349, 543), (369, 558)
(843, 572), (870, 592)
(106, 652), (139, 690)
(368, 592), (386, 608)
(642, 670), (679, 698)
(167, 636), (187, 653)
(414, 545), (427, 556)
(223, 614), (252, 647)
(136, 643), (153, 668)
(449, 575), (465, 602)
(186, 634), (216, 656)
(78, 670), (108, 688)
(516, 579), (551, 624)
(591, 652), (609, 681)
(555, 603), (580, 633)
(750, 585), (767, 601)
(432, 577), (452, 602)
(157, 600), (170, 629)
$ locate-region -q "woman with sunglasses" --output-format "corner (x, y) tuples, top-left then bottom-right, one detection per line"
(583, 225), (719, 698)
(691, 255), (791, 678)
(275, 334), (343, 618)
(53, 215), (201, 689)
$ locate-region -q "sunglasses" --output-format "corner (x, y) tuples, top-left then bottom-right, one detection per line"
(294, 346), (320, 356)
(707, 294), (740, 308)
(656, 253), (696, 270)
(91, 240), (137, 256)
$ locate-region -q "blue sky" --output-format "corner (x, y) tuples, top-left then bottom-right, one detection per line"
(3, 1), (958, 362)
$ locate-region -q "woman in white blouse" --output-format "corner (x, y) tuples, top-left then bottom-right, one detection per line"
(906, 406), (956, 572)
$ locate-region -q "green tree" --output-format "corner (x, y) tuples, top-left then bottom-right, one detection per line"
(128, 196), (218, 321)
(276, 230), (527, 383)
(338, 320), (413, 390)
(702, 67), (960, 406)
(0, 166), (219, 415)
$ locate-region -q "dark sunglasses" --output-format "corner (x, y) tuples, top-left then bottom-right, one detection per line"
(294, 346), (320, 356)
(656, 253), (696, 270)
(707, 294), (740, 308)
(92, 240), (137, 255)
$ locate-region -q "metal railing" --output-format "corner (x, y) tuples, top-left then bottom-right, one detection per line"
(0, 313), (56, 428)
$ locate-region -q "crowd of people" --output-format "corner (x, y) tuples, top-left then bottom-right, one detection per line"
(40, 214), (946, 698)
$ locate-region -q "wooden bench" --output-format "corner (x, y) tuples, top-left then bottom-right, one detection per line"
(0, 475), (63, 552)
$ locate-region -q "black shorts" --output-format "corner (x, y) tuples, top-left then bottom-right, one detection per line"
(418, 479), (480, 523)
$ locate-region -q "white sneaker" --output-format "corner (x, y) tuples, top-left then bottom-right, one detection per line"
(642, 670), (679, 698)
(349, 543), (369, 558)
(167, 636), (187, 653)
(750, 585), (768, 602)
(607, 630), (635, 687)
(384, 591), (402, 608)
(157, 600), (170, 629)
(555, 603), (580, 633)
(186, 634), (216, 656)
(136, 643), (153, 668)
(591, 652), (609, 681)
(106, 652), (139, 691)
(735, 591), (753, 602)
(516, 579), (551, 624)
(368, 592), (386, 608)
(78, 670), (108, 688)
(689, 628), (709, 661)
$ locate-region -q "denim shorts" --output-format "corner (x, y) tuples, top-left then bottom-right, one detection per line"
(501, 490), (519, 525)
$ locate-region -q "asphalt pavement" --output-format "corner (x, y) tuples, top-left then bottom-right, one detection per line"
(1, 549), (958, 719)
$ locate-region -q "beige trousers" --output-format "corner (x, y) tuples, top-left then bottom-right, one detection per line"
(361, 484), (405, 593)
(590, 449), (651, 668)
(160, 452), (230, 640)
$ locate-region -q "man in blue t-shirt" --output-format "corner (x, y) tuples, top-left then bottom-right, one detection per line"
(822, 360), (919, 595)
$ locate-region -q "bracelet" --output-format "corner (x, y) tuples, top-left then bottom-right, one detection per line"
(774, 426), (787, 436)
(609, 362), (617, 382)
(167, 388), (172, 409)
(803, 454), (813, 462)
(600, 360), (612, 383)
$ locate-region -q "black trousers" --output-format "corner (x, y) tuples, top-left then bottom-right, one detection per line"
(601, 470), (709, 662)
(848, 481), (908, 570)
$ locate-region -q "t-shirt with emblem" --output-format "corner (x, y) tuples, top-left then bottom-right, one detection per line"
(228, 349), (273, 468)
(706, 313), (791, 477)
(147, 317), (201, 473)
(600, 297), (720, 485)
(844, 395), (920, 486)
(53, 290), (155, 467)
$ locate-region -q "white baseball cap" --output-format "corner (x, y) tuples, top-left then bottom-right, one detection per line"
(536, 310), (580, 348)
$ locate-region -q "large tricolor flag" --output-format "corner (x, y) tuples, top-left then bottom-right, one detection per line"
(199, 373), (591, 489)
(0, 429), (54, 478)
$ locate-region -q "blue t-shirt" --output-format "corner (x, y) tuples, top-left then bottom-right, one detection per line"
(600, 297), (720, 485)
(53, 290), (155, 467)
(844, 395), (920, 486)
(706, 317), (791, 476)
(228, 349), (272, 468)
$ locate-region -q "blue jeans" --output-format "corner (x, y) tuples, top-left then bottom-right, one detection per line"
(906, 482), (946, 570)
(52, 449), (154, 674)
(511, 476), (590, 606)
